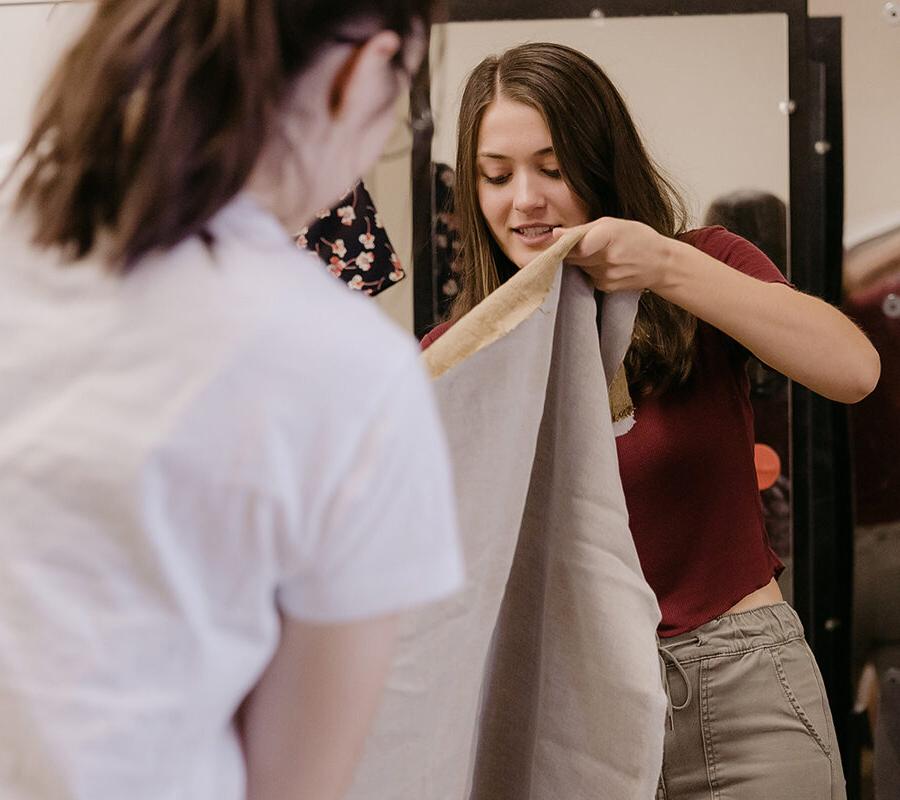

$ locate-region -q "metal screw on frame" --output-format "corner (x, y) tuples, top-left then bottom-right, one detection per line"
(411, 109), (433, 133)
(814, 140), (832, 155)
(778, 99), (797, 115)
(883, 293), (900, 319)
(884, 2), (900, 25)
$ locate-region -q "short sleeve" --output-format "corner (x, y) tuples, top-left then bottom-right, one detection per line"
(683, 226), (794, 363)
(683, 226), (792, 286)
(276, 354), (464, 622)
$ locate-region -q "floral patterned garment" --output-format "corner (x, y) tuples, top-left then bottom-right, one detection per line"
(433, 162), (461, 318)
(296, 181), (405, 297)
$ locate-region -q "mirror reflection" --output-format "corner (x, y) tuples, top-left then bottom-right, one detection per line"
(424, 13), (794, 601)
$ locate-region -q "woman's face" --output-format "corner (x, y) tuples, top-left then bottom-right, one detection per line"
(476, 97), (591, 269)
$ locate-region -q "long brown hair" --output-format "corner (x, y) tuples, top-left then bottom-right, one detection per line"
(8, 0), (433, 270)
(451, 42), (697, 397)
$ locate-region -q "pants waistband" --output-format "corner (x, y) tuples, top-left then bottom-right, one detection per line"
(657, 602), (804, 730)
(659, 602), (805, 665)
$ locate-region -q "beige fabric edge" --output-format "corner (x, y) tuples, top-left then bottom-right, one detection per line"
(422, 228), (637, 426)
(422, 228), (585, 379)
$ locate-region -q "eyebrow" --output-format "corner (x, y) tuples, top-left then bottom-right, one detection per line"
(477, 146), (555, 160)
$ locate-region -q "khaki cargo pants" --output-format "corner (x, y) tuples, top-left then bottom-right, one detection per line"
(657, 603), (846, 800)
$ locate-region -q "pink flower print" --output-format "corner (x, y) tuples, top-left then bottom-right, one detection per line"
(389, 269), (405, 282)
(295, 226), (309, 248)
(328, 256), (346, 277)
(316, 208), (331, 219)
(348, 275), (364, 290)
(358, 232), (376, 250)
(389, 252), (402, 270)
(337, 205), (356, 226)
(355, 251), (375, 271)
(374, 212), (384, 229)
(331, 238), (347, 258)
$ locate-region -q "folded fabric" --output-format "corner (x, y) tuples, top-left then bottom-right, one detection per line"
(424, 228), (638, 433)
(345, 230), (663, 800)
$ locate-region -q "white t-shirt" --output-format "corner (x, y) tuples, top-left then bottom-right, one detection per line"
(0, 187), (463, 799)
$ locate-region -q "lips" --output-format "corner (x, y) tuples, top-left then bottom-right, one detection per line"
(512, 224), (556, 238)
(510, 224), (561, 250)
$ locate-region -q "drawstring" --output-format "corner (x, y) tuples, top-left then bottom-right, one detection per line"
(658, 637), (699, 730)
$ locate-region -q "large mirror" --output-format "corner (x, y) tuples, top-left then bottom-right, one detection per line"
(414, 10), (795, 603)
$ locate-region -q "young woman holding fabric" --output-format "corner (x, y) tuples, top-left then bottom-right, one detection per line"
(422, 42), (880, 799)
(0, 2), (463, 799)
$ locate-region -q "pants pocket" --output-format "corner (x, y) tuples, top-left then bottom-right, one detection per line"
(770, 640), (834, 757)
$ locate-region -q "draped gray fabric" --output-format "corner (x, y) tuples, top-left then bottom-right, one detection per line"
(346, 239), (665, 800)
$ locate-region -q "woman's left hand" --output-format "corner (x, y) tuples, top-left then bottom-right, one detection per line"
(552, 217), (675, 293)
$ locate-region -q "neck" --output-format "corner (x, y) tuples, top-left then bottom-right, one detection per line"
(246, 153), (319, 233)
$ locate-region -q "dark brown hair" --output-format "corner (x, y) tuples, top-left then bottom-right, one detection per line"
(451, 42), (697, 397)
(8, 0), (433, 269)
(705, 189), (787, 271)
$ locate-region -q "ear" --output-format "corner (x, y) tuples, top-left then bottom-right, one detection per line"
(328, 30), (403, 119)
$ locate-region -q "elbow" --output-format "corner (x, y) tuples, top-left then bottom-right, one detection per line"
(841, 347), (881, 404)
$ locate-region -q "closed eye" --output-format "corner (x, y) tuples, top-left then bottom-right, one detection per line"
(480, 169), (560, 185)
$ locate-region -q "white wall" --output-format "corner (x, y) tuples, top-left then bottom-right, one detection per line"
(0, 1), (94, 146)
(809, 0), (900, 246)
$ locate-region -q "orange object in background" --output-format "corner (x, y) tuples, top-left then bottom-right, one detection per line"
(754, 443), (782, 490)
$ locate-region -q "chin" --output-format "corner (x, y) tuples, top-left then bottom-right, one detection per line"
(508, 243), (549, 270)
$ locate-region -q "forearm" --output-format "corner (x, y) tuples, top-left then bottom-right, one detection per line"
(243, 614), (398, 800)
(657, 239), (880, 403)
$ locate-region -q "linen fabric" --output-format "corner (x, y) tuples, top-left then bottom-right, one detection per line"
(656, 603), (846, 800)
(616, 226), (788, 637)
(0, 187), (463, 799)
(346, 231), (665, 800)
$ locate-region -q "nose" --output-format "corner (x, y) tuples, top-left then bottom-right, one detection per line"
(512, 173), (547, 215)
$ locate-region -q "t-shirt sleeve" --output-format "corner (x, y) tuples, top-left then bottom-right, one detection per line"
(276, 351), (464, 622)
(683, 226), (793, 363)
(685, 226), (791, 286)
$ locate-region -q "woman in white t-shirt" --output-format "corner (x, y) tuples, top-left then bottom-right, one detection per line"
(0, 2), (462, 799)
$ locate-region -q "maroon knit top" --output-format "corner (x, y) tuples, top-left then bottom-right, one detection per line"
(421, 226), (786, 637)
